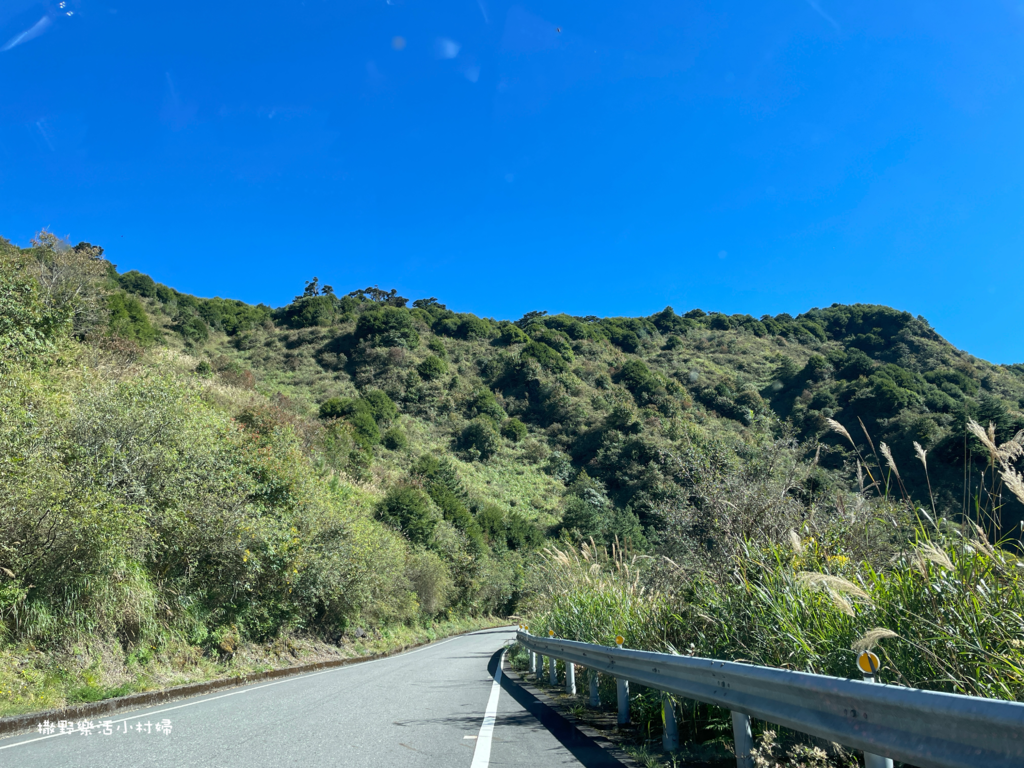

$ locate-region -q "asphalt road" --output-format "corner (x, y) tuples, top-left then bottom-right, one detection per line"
(0, 626), (624, 768)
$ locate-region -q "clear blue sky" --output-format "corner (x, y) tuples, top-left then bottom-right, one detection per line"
(2, 1), (1022, 362)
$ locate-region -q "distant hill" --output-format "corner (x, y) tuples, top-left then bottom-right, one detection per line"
(111, 266), (1024, 535)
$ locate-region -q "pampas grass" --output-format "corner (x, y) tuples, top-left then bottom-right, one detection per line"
(852, 628), (898, 653)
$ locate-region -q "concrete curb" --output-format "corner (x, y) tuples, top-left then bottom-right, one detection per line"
(501, 657), (640, 768)
(1, 625), (500, 738)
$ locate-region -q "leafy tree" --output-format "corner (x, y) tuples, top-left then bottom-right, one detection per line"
(603, 322), (641, 353)
(302, 277), (321, 297)
(412, 455), (470, 503)
(118, 270), (158, 298)
(355, 306), (420, 348)
(604, 506), (646, 549)
(561, 496), (602, 539)
(618, 359), (653, 391)
(351, 286), (409, 307)
(428, 481), (484, 551)
(515, 310), (547, 327)
(107, 292), (158, 345)
(458, 316), (492, 340)
(363, 389), (398, 425)
(413, 297), (446, 311)
(0, 251), (69, 361)
(838, 349), (874, 380)
(774, 356), (800, 381)
(23, 230), (109, 338)
(173, 312), (209, 344)
(475, 505), (542, 550)
(504, 511), (544, 550)
(349, 409), (380, 447)
(376, 485), (436, 545)
(319, 391), (395, 445)
(276, 295), (340, 329)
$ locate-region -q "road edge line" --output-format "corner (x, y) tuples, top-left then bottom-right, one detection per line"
(470, 650), (504, 768)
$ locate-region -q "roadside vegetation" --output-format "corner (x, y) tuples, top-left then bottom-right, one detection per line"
(2, 229), (1023, 743)
(520, 420), (1024, 764)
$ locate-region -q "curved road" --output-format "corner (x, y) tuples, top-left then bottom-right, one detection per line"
(0, 627), (623, 767)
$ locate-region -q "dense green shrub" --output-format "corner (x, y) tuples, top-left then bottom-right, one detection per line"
(376, 485), (436, 546)
(460, 418), (501, 460)
(107, 292), (158, 345)
(458, 316), (492, 340)
(417, 354), (448, 380)
(411, 455), (470, 503)
(427, 336), (447, 356)
(118, 270), (159, 298)
(500, 324), (529, 345)
(355, 306), (419, 348)
(273, 294), (348, 329)
(382, 427), (408, 451)
(362, 389), (398, 425)
(521, 341), (568, 371)
(319, 397), (350, 419)
(467, 388), (505, 421)
(173, 312), (209, 344)
(320, 391), (395, 430)
(501, 417), (528, 442)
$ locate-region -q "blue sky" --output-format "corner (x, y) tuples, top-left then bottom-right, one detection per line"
(2, 1), (1023, 363)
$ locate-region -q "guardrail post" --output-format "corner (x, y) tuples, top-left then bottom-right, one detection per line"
(529, 651), (537, 676)
(615, 635), (629, 724)
(662, 693), (679, 751)
(588, 669), (600, 707)
(549, 655), (557, 686)
(565, 662), (576, 695)
(616, 678), (629, 724)
(535, 655), (544, 683)
(858, 652), (894, 768)
(731, 711), (753, 768)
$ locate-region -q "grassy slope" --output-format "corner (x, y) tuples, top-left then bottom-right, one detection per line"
(130, 280), (1024, 531)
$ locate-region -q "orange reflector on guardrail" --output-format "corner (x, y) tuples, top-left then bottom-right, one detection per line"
(857, 651), (880, 675)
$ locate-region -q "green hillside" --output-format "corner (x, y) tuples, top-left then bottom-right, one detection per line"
(114, 256), (1024, 534)
(3, 231), (1024, 726)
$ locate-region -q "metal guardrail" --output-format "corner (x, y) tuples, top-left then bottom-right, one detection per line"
(516, 630), (1024, 768)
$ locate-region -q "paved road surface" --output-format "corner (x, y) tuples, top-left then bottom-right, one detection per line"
(0, 627), (623, 767)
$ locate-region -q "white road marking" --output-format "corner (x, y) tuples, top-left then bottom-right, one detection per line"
(0, 631), (506, 752)
(469, 650), (504, 768)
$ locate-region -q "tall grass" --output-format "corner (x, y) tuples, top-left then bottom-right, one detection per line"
(521, 417), (1024, 762)
(525, 540), (671, 648)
